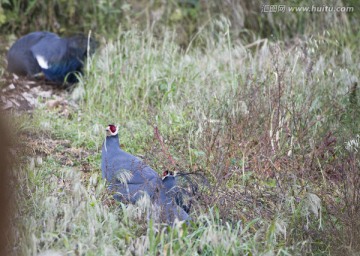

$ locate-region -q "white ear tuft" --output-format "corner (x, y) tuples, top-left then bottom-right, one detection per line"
(113, 125), (119, 135)
(106, 124), (119, 136)
(35, 55), (49, 69)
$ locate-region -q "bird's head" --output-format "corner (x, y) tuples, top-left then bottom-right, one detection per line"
(162, 170), (175, 180)
(106, 124), (118, 137)
(68, 34), (97, 57)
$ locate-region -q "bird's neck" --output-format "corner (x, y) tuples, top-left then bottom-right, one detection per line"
(105, 134), (121, 148)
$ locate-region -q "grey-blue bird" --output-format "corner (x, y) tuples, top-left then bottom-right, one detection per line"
(162, 171), (191, 213)
(7, 31), (95, 83)
(101, 124), (190, 224)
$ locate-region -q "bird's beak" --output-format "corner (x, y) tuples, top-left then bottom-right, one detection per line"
(105, 126), (112, 136)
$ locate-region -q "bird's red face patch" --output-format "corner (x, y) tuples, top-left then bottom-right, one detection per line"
(163, 170), (173, 177)
(109, 124), (117, 133)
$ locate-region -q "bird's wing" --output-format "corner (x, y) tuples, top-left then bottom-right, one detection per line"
(112, 150), (159, 183)
(165, 203), (191, 223)
(109, 152), (161, 202)
(30, 37), (68, 69)
(112, 171), (161, 204)
(7, 32), (58, 75)
(111, 183), (152, 204)
(156, 187), (191, 224)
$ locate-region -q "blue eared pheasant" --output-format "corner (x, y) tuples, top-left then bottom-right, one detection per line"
(162, 170), (192, 214)
(101, 124), (190, 224)
(7, 31), (96, 83)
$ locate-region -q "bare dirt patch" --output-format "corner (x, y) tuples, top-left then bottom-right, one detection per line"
(0, 74), (77, 115)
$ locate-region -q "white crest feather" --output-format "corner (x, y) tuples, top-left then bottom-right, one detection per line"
(35, 55), (49, 69)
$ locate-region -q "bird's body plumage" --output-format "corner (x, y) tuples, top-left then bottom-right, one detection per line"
(163, 174), (192, 214)
(101, 134), (160, 203)
(7, 31), (95, 83)
(101, 125), (190, 224)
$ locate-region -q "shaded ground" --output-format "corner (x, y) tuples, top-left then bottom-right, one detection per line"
(0, 74), (75, 113)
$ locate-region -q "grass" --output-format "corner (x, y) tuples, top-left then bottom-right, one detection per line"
(4, 16), (360, 255)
